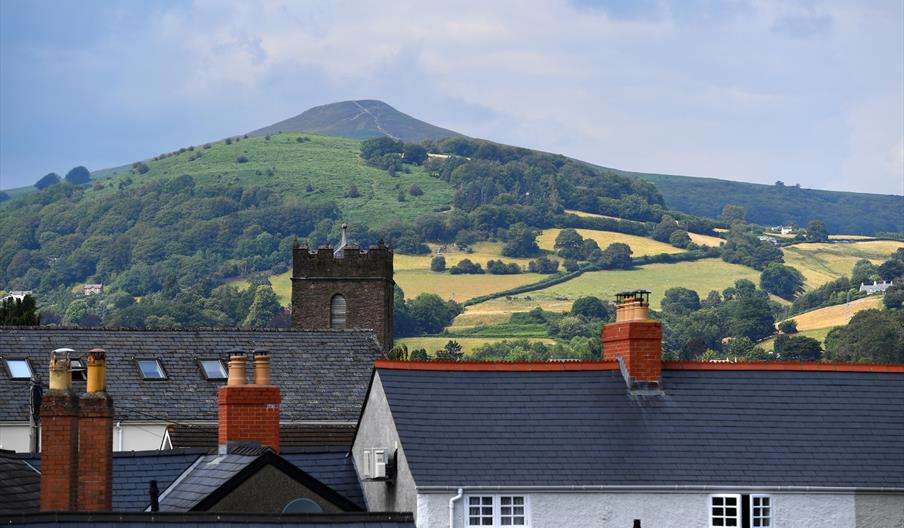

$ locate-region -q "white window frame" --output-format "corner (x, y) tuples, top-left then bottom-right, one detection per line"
(464, 494), (530, 527)
(710, 494), (741, 528)
(750, 494), (772, 527)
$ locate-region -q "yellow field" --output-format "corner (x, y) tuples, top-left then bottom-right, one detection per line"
(564, 209), (623, 221)
(394, 270), (546, 302)
(451, 296), (574, 329)
(537, 228), (683, 257)
(782, 240), (904, 288)
(829, 235), (875, 240)
(780, 296), (882, 332)
(395, 336), (555, 355)
(688, 232), (724, 247)
(394, 242), (541, 271)
(760, 327), (835, 348)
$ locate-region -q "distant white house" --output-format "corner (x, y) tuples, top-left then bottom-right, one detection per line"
(860, 280), (893, 295)
(1, 290), (32, 303)
(771, 225), (797, 235)
(758, 235), (779, 245)
(83, 283), (104, 296)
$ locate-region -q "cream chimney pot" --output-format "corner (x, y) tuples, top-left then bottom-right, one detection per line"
(49, 348), (74, 390)
(253, 351), (271, 385)
(227, 353), (247, 386)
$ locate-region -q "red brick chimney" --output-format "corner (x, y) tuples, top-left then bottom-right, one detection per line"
(40, 349), (79, 511)
(78, 348), (113, 511)
(602, 290), (663, 387)
(218, 351), (281, 453)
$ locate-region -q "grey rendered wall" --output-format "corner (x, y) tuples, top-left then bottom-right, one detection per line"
(417, 491), (862, 528)
(352, 372), (418, 516)
(855, 494), (904, 528)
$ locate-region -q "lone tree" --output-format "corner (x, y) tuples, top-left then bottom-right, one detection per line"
(34, 172), (61, 190)
(554, 229), (585, 260)
(570, 296), (609, 320)
(430, 256), (446, 272)
(804, 220), (829, 242)
(64, 166), (91, 185)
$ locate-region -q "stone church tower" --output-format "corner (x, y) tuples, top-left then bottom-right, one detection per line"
(291, 226), (394, 352)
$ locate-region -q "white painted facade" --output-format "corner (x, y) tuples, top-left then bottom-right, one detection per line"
(415, 490), (903, 528)
(0, 422), (171, 453)
(354, 372), (904, 528)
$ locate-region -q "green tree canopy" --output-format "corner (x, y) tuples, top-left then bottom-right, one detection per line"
(241, 285), (282, 327)
(851, 259), (878, 285)
(759, 263), (805, 300)
(595, 243), (632, 269)
(554, 228), (585, 260)
(502, 223), (540, 258)
(774, 334), (822, 361)
(661, 287), (701, 316)
(721, 204), (746, 224)
(804, 220), (829, 242)
(0, 295), (40, 326)
(824, 310), (904, 363)
(35, 172), (61, 190)
(64, 166), (91, 185)
(878, 259), (904, 281)
(570, 296), (609, 320)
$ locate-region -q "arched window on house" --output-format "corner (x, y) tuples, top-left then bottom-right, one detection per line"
(330, 294), (347, 329)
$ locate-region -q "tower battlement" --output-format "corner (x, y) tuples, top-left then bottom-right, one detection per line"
(293, 243), (393, 279)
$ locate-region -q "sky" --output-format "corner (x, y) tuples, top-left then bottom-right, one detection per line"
(1, 0), (902, 194)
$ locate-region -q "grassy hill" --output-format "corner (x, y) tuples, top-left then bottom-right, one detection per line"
(248, 100), (464, 142)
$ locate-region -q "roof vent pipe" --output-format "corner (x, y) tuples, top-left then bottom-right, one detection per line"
(227, 352), (246, 386)
(49, 348), (74, 390)
(149, 480), (159, 512)
(253, 350), (270, 385)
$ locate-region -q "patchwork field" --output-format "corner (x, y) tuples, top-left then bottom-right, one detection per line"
(781, 296), (882, 332)
(464, 258), (760, 319)
(759, 327), (835, 348)
(395, 336), (556, 355)
(394, 242), (542, 271)
(394, 269), (545, 302)
(782, 241), (904, 288)
(688, 232), (724, 247)
(537, 228), (683, 257)
(564, 209), (623, 221)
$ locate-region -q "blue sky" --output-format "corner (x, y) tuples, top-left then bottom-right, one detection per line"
(1, 0), (901, 194)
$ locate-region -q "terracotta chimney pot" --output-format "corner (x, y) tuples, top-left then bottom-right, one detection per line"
(253, 350), (270, 385)
(227, 353), (247, 386)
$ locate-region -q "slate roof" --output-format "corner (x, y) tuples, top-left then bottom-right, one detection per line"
(158, 449), (362, 513)
(0, 512), (415, 527)
(281, 449), (364, 510)
(158, 453), (258, 512)
(25, 449), (209, 511)
(375, 364), (904, 489)
(0, 327), (382, 422)
(0, 451), (39, 512)
(167, 424), (356, 449)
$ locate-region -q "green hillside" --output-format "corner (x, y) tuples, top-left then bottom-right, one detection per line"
(248, 100), (463, 142)
(622, 170), (903, 235)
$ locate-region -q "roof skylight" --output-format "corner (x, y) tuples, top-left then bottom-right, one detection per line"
(5, 359), (33, 380)
(137, 359), (167, 380)
(199, 359), (227, 380)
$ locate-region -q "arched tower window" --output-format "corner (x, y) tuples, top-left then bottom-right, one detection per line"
(330, 294), (347, 329)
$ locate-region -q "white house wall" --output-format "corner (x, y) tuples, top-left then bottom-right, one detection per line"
(0, 424), (32, 452)
(0, 423), (168, 453)
(416, 491), (903, 528)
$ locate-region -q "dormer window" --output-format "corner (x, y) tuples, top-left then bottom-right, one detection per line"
(71, 358), (87, 381)
(330, 294), (347, 329)
(199, 359), (227, 380)
(137, 359), (167, 380)
(4, 359), (33, 380)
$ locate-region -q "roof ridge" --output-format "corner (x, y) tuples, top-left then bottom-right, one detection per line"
(664, 361), (904, 373)
(375, 359), (620, 371)
(0, 326), (378, 333)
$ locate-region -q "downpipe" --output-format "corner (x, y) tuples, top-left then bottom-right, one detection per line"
(449, 488), (464, 528)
